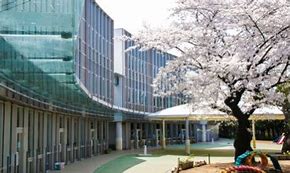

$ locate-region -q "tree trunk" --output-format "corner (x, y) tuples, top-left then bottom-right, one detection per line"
(282, 101), (290, 153)
(234, 117), (253, 160)
(282, 133), (290, 153)
(224, 91), (253, 160)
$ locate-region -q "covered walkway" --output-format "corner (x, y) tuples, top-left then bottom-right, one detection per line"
(149, 104), (285, 154)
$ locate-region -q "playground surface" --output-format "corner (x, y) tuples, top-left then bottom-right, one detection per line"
(49, 139), (284, 173)
(125, 139), (282, 173)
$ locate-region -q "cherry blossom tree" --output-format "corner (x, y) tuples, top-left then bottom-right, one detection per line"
(135, 0), (290, 159)
(278, 82), (290, 152)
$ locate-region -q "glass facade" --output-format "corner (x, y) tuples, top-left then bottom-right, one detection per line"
(76, 0), (114, 104)
(124, 36), (150, 112)
(0, 2), (193, 173)
(150, 49), (180, 111)
(117, 28), (181, 113)
(0, 0), (114, 115)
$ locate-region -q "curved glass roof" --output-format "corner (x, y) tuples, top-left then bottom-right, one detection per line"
(0, 0), (114, 116)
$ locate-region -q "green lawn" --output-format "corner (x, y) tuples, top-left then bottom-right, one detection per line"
(94, 155), (145, 173)
(93, 148), (279, 173)
(151, 148), (279, 157)
(152, 148), (234, 157)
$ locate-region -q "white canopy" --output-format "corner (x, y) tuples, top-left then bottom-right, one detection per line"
(148, 104), (284, 121)
(250, 105), (284, 120)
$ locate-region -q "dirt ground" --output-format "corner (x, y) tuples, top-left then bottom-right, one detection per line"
(180, 161), (290, 173)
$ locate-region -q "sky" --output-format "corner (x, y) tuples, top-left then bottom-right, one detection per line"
(96, 0), (176, 35)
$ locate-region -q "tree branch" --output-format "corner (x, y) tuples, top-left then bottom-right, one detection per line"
(175, 46), (185, 54)
(248, 14), (266, 41)
(245, 105), (258, 118)
(269, 58), (290, 88)
(210, 104), (232, 115)
(258, 25), (290, 49)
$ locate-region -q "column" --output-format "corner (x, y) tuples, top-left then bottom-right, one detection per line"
(77, 118), (81, 160)
(3, 102), (11, 173)
(51, 113), (57, 168)
(162, 120), (166, 149)
(63, 116), (68, 161)
(116, 121), (123, 150)
(201, 123), (207, 142)
(22, 108), (29, 173)
(42, 112), (48, 171)
(32, 111), (39, 173)
(56, 115), (60, 162)
(185, 118), (190, 155)
(252, 120), (256, 149)
(10, 104), (17, 173)
(70, 117), (75, 162)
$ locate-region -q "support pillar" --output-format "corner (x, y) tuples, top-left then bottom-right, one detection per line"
(3, 102), (11, 173)
(252, 120), (256, 149)
(185, 118), (190, 155)
(202, 123), (207, 142)
(56, 115), (60, 162)
(33, 111), (39, 173)
(42, 112), (48, 171)
(116, 121), (123, 151)
(162, 120), (166, 149)
(51, 113), (57, 167)
(22, 108), (29, 173)
(10, 104), (17, 173)
(70, 117), (75, 161)
(63, 116), (68, 161)
(77, 118), (81, 160)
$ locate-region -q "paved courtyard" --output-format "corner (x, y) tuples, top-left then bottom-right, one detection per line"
(49, 139), (282, 173)
(48, 149), (146, 173)
(124, 155), (234, 173)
